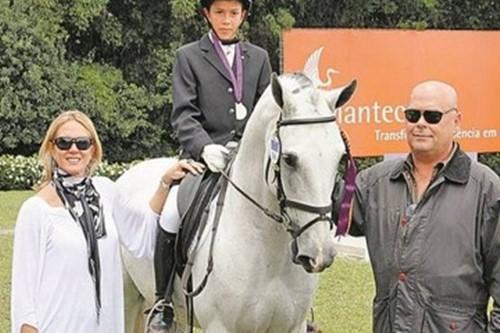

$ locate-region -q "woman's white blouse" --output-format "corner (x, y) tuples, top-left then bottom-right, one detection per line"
(11, 177), (158, 333)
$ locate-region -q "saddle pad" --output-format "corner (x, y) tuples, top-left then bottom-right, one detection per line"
(176, 172), (204, 216)
(175, 171), (222, 273)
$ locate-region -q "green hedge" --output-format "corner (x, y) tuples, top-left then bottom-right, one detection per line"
(0, 152), (498, 191)
(0, 154), (134, 190)
(479, 153), (500, 176)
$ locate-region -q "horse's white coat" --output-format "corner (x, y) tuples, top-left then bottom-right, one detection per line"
(118, 73), (354, 333)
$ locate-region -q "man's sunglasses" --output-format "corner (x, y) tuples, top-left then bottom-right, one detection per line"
(404, 108), (457, 125)
(53, 136), (93, 151)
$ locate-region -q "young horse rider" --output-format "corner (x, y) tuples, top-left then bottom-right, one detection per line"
(148, 0), (271, 331)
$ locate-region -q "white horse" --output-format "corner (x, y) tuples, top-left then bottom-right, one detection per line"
(118, 72), (356, 333)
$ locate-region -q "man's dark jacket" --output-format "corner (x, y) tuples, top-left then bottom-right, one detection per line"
(351, 148), (500, 332)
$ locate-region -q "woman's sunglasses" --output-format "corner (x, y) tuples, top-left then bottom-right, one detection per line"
(404, 108), (457, 125)
(53, 136), (93, 151)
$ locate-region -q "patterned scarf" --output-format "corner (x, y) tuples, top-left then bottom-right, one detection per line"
(52, 168), (106, 321)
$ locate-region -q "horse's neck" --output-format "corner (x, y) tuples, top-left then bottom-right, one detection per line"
(232, 100), (277, 209)
(223, 107), (288, 248)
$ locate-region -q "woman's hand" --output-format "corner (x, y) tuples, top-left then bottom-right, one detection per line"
(150, 159), (205, 214)
(161, 159), (205, 187)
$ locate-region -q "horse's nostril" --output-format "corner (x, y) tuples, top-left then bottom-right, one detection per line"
(295, 255), (315, 271)
(296, 253), (335, 273)
(309, 257), (317, 267)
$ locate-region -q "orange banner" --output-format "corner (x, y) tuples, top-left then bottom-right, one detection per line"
(283, 29), (500, 156)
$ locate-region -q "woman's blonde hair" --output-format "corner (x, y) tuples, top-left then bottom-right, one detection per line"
(36, 110), (103, 190)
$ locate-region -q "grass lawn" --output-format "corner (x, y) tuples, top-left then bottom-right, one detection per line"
(0, 190), (30, 332)
(314, 258), (374, 332)
(0, 190), (32, 230)
(0, 190), (374, 332)
(1, 235), (13, 332)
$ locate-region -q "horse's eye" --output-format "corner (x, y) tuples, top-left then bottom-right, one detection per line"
(282, 153), (298, 168)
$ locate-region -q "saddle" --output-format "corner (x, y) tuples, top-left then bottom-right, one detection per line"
(174, 170), (222, 274)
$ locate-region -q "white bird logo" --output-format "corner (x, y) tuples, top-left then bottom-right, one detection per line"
(303, 46), (339, 89)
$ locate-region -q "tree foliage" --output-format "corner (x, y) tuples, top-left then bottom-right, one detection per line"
(0, 0), (72, 155)
(0, 0), (498, 170)
(0, 0), (175, 161)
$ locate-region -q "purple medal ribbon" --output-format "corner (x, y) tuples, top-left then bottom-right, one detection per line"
(335, 130), (358, 236)
(335, 155), (357, 236)
(210, 32), (244, 103)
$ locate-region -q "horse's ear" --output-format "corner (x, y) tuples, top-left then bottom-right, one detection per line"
(326, 79), (357, 111)
(336, 79), (357, 108)
(271, 73), (284, 109)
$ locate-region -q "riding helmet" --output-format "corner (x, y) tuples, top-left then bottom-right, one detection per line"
(200, 0), (252, 14)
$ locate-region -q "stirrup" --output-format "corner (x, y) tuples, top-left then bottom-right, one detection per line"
(144, 299), (174, 333)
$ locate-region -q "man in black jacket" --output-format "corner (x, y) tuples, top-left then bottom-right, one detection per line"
(351, 80), (500, 332)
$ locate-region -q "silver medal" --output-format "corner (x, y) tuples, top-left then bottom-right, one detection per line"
(235, 102), (247, 120)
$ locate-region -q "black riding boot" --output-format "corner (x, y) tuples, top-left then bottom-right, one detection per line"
(147, 228), (177, 333)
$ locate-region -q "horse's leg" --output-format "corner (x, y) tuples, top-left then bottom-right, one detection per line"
(123, 268), (145, 333)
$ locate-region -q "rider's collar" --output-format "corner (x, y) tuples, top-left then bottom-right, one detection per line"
(209, 30), (240, 45)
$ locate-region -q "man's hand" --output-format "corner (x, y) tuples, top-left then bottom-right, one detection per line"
(201, 144), (230, 173)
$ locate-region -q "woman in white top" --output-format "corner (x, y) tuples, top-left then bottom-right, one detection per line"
(10, 110), (204, 333)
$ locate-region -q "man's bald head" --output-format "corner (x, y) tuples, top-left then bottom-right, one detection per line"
(409, 80), (458, 111)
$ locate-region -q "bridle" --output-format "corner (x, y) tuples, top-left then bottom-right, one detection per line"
(268, 114), (338, 240)
(221, 112), (357, 241)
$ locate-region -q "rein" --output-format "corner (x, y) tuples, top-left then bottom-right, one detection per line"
(220, 170), (283, 223)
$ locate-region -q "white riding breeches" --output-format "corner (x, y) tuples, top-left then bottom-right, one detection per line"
(159, 185), (181, 233)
